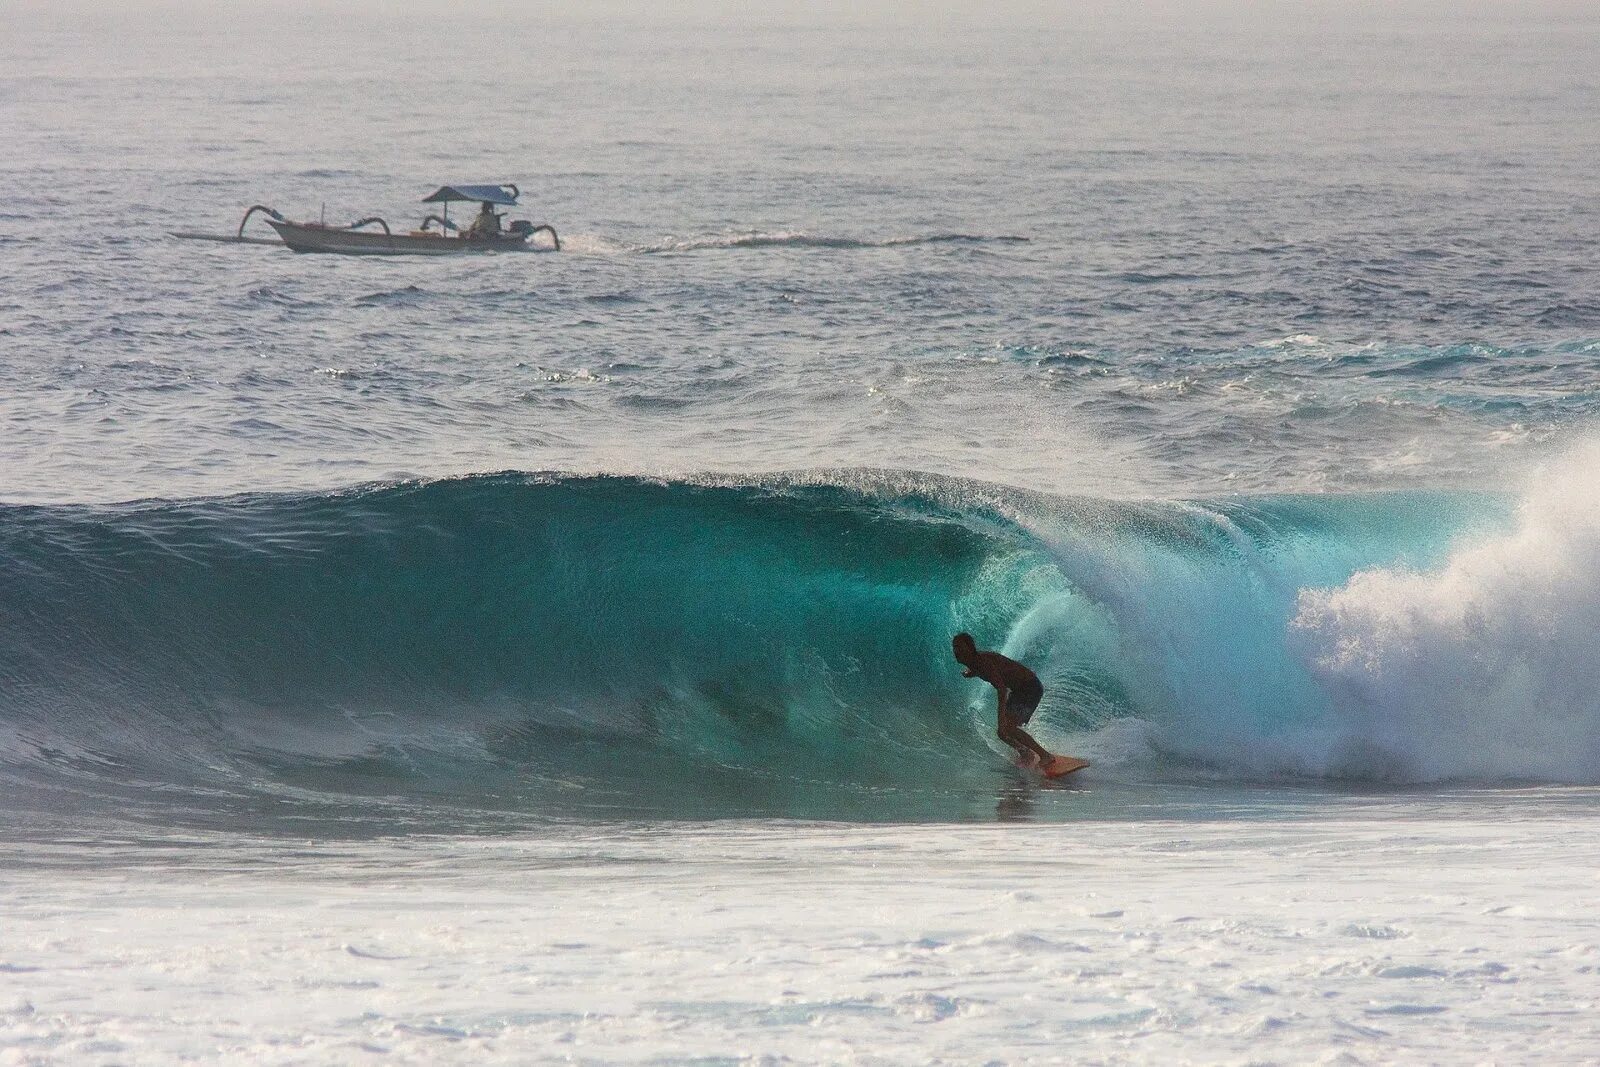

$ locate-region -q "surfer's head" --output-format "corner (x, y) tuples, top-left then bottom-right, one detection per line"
(951, 632), (978, 665)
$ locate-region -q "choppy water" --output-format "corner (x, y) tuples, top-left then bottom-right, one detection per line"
(5, 1), (1600, 509)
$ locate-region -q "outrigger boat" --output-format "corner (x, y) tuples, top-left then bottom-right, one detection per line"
(171, 184), (559, 255)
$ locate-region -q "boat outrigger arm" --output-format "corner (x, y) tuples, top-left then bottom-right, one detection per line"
(170, 183), (560, 255)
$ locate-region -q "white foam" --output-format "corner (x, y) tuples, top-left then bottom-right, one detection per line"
(546, 231), (632, 255)
(1293, 441), (1600, 781)
(3, 814), (1596, 1063)
(1259, 333), (1322, 348)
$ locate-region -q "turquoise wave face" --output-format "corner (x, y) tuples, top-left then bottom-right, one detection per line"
(0, 472), (1522, 823)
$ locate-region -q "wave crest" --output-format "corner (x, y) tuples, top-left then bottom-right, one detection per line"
(6, 465), (1598, 822)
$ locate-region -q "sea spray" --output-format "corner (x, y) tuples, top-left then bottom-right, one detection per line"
(1020, 492), (1503, 779)
(1293, 443), (1600, 781)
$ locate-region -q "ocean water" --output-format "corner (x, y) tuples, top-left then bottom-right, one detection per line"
(4, 1), (1600, 1062)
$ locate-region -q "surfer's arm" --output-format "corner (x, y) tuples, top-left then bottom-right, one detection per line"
(995, 684), (1009, 715)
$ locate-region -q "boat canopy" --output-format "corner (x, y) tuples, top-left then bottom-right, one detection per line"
(421, 184), (519, 206)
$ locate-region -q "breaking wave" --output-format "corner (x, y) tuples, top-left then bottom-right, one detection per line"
(2, 462), (1596, 825)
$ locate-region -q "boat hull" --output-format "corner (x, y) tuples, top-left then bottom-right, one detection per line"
(266, 221), (541, 256)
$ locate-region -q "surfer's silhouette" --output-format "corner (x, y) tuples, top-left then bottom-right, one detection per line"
(952, 633), (1056, 766)
(952, 633), (1087, 779)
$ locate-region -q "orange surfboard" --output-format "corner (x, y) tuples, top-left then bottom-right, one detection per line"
(1041, 755), (1090, 779)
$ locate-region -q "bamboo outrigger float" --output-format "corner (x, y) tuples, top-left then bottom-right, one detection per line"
(171, 184), (560, 255)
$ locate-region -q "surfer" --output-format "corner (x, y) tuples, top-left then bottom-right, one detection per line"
(951, 633), (1058, 769)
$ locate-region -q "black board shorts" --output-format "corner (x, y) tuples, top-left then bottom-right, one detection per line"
(1007, 679), (1044, 725)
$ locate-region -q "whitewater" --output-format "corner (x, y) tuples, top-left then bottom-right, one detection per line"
(5, 1), (1600, 1063)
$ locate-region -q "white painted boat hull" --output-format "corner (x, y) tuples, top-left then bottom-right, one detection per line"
(266, 220), (545, 256)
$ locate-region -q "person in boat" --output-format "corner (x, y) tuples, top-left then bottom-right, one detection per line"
(466, 200), (502, 240)
(952, 633), (1058, 769)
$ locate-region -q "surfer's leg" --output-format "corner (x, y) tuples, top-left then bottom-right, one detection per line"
(995, 719), (1029, 762)
(1011, 726), (1055, 766)
(999, 711), (1053, 766)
